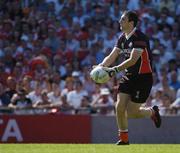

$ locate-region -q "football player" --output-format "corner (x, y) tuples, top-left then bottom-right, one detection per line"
(99, 10), (161, 145)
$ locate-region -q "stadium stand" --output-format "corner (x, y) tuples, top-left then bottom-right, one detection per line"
(0, 0), (179, 115)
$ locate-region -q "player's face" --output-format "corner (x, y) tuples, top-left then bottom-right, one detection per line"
(119, 14), (130, 31)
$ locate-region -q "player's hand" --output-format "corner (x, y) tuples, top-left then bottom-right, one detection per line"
(92, 63), (103, 69)
(102, 66), (119, 77)
(92, 65), (98, 69)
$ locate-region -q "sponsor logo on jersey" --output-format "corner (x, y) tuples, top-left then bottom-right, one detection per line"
(129, 42), (133, 48)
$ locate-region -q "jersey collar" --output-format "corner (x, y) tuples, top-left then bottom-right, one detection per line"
(125, 27), (136, 40)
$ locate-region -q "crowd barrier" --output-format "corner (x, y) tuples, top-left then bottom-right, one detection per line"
(0, 114), (91, 143)
(0, 114), (180, 143)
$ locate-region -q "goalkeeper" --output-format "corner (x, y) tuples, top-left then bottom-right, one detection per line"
(99, 10), (161, 145)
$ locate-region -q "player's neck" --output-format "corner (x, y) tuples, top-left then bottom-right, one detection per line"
(124, 27), (136, 39)
(124, 27), (134, 36)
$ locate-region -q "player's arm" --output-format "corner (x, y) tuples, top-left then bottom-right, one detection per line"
(104, 48), (143, 77)
(115, 48), (143, 71)
(99, 47), (121, 67)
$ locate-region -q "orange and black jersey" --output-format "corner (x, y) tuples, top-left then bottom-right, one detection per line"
(115, 29), (152, 75)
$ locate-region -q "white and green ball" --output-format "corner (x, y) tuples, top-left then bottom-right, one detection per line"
(90, 66), (110, 84)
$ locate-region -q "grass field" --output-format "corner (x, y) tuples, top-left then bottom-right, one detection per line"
(0, 144), (180, 153)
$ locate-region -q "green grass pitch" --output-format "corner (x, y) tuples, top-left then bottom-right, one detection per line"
(0, 144), (180, 153)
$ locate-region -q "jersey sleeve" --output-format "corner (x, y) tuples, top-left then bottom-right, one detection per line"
(133, 36), (149, 50)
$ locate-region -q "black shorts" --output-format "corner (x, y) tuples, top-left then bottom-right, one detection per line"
(118, 73), (153, 103)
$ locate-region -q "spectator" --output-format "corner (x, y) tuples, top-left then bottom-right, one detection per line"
(61, 77), (74, 98)
(152, 49), (162, 73)
(1, 76), (17, 106)
(169, 70), (180, 91)
(150, 72), (162, 99)
(159, 0), (175, 13)
(77, 39), (89, 62)
(27, 81), (42, 104)
(11, 62), (25, 82)
(81, 66), (96, 96)
(9, 88), (32, 110)
(60, 92), (74, 114)
(49, 71), (65, 90)
(160, 27), (174, 53)
(65, 30), (80, 52)
(151, 89), (163, 108)
(47, 82), (62, 106)
(0, 82), (10, 107)
(167, 59), (178, 73)
(91, 88), (114, 115)
(44, 26), (60, 53)
(158, 76), (176, 103)
(158, 7), (174, 27)
(33, 89), (52, 108)
(127, 0), (140, 11)
(71, 71), (81, 82)
(170, 88), (180, 114)
(52, 54), (66, 78)
(22, 75), (33, 93)
(0, 63), (9, 86)
(66, 80), (89, 113)
(160, 94), (172, 115)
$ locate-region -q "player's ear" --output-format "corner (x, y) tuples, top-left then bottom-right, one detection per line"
(129, 20), (134, 27)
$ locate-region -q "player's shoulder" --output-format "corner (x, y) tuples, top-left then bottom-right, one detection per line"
(118, 32), (125, 39)
(117, 33), (125, 43)
(134, 29), (148, 39)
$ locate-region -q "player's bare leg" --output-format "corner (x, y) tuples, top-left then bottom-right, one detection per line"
(115, 93), (130, 145)
(115, 93), (161, 145)
(127, 101), (152, 118)
(127, 101), (161, 128)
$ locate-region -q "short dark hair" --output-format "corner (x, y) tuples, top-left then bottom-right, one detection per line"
(18, 88), (26, 95)
(124, 10), (139, 27)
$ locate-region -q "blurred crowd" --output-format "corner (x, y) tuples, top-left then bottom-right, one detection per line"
(0, 0), (179, 116)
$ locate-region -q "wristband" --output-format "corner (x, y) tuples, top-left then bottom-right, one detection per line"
(114, 66), (120, 73)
